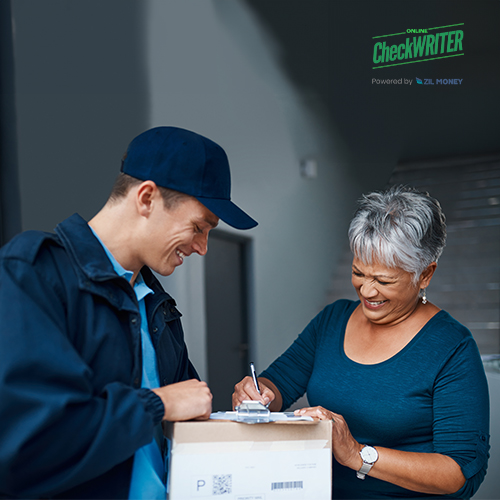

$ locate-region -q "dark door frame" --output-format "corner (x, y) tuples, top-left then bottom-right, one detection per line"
(0, 0), (22, 246)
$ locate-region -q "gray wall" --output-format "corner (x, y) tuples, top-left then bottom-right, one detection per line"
(11, 0), (367, 381)
(12, 0), (149, 232)
(146, 0), (363, 378)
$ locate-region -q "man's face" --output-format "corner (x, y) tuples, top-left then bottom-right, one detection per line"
(143, 196), (219, 276)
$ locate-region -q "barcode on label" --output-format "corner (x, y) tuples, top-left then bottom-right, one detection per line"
(271, 481), (304, 491)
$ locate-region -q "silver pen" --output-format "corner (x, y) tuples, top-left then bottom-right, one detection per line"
(249, 362), (261, 395)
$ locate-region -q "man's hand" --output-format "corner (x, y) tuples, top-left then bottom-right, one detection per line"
(152, 379), (212, 421)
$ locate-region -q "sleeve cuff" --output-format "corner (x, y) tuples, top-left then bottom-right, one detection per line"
(137, 388), (164, 424)
(461, 432), (490, 479)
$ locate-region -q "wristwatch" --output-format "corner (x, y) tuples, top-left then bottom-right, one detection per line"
(356, 445), (379, 479)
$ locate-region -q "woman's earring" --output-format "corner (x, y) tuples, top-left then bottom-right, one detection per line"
(421, 288), (427, 305)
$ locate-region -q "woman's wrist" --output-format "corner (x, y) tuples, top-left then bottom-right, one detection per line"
(345, 442), (365, 471)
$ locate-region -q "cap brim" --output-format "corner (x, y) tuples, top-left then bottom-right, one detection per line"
(196, 197), (258, 230)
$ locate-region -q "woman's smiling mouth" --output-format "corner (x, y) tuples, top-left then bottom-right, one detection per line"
(363, 298), (388, 309)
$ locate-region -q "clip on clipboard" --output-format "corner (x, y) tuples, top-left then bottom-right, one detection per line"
(235, 400), (270, 424)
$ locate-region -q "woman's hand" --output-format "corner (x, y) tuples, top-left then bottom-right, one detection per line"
(295, 406), (465, 495)
(232, 376), (281, 411)
(294, 406), (362, 471)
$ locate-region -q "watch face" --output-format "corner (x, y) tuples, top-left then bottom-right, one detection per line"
(361, 446), (378, 463)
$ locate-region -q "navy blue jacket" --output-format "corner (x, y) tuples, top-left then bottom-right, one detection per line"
(0, 214), (199, 499)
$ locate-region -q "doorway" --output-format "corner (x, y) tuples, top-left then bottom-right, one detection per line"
(204, 230), (251, 411)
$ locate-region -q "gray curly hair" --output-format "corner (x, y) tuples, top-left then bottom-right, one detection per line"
(348, 185), (447, 284)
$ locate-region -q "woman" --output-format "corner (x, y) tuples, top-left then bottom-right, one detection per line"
(233, 185), (489, 499)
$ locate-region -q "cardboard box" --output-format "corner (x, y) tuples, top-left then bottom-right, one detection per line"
(164, 419), (332, 500)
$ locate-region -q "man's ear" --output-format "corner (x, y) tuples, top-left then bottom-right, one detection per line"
(419, 262), (437, 289)
(135, 181), (158, 217)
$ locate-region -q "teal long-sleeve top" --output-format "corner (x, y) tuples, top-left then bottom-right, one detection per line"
(260, 300), (490, 499)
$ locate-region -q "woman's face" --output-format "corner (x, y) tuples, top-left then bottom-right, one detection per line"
(351, 257), (429, 326)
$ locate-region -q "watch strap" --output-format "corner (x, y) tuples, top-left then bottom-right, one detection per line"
(356, 461), (373, 479)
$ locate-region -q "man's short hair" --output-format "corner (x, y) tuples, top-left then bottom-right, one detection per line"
(108, 172), (192, 210)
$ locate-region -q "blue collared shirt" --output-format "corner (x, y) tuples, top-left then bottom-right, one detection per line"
(90, 228), (165, 499)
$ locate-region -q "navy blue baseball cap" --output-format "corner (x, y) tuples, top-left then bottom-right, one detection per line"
(121, 127), (257, 229)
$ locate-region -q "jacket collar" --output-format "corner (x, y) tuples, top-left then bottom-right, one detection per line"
(55, 213), (176, 305)
(55, 213), (119, 283)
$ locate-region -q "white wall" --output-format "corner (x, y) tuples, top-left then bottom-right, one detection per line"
(146, 0), (359, 380)
(474, 366), (500, 499)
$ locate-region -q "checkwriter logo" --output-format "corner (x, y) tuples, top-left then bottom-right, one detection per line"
(372, 24), (464, 69)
